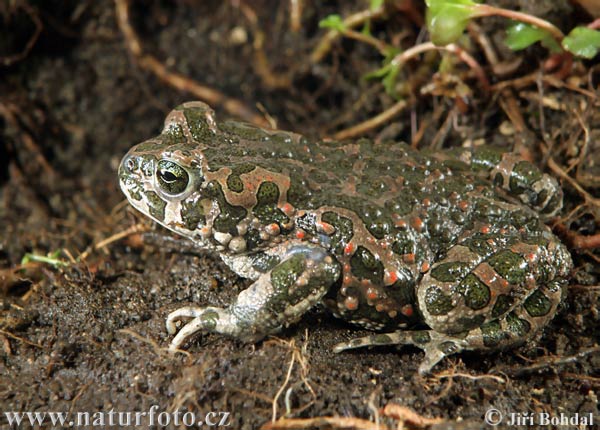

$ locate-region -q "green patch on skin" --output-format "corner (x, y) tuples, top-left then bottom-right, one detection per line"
(201, 309), (219, 331)
(385, 199), (414, 217)
(218, 120), (270, 141)
(441, 158), (470, 171)
(431, 262), (471, 282)
(509, 210), (535, 229)
(350, 338), (365, 348)
(523, 235), (548, 247)
(256, 181), (279, 204)
(143, 190), (166, 221)
(270, 254), (305, 291)
(464, 237), (494, 257)
(366, 218), (393, 240)
(251, 253), (281, 273)
(506, 312), (531, 337)
(322, 211), (354, 254)
(411, 331), (431, 345)
(181, 199), (206, 231)
(226, 164), (256, 193)
(205, 181), (247, 234)
(254, 182), (289, 226)
(438, 341), (458, 355)
(226, 175), (244, 193)
(132, 140), (166, 153)
(163, 123), (185, 143)
(350, 246), (383, 284)
(387, 278), (417, 316)
(451, 211), (466, 225)
(424, 286), (454, 316)
(373, 334), (393, 344)
(510, 161), (543, 194)
(474, 201), (506, 220)
(391, 234), (415, 256)
(487, 249), (527, 285)
(491, 294), (513, 318)
(120, 174), (142, 201)
(286, 172), (311, 208)
(243, 229), (263, 251)
(524, 289), (552, 317)
(481, 320), (505, 348)
(183, 107), (216, 143)
(456, 274), (491, 310)
(472, 146), (504, 172)
(356, 177), (388, 197)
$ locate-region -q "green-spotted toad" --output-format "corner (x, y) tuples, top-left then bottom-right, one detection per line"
(118, 102), (572, 374)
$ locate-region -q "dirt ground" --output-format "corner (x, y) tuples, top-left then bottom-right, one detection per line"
(1, 1), (599, 429)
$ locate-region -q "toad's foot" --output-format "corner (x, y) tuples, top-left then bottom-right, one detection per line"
(167, 244), (341, 351)
(167, 306), (239, 351)
(333, 330), (460, 376)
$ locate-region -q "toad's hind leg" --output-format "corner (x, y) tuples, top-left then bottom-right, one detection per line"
(334, 277), (567, 375)
(167, 244), (341, 350)
(335, 225), (572, 375)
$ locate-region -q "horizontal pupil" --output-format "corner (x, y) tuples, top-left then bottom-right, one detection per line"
(159, 170), (178, 183)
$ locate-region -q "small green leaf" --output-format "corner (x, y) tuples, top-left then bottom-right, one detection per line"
(319, 14), (346, 32)
(563, 26), (600, 59)
(370, 0), (385, 11)
(505, 22), (545, 49)
(505, 22), (560, 53)
(382, 64), (401, 96)
(425, 0), (480, 46)
(21, 250), (69, 268)
(364, 63), (393, 80)
(361, 20), (372, 36)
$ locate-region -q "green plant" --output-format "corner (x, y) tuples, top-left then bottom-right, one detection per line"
(426, 0), (600, 59)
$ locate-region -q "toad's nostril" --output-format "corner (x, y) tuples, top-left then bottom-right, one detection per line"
(125, 156), (136, 172)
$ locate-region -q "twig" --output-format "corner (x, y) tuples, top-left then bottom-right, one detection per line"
(272, 344), (296, 422)
(311, 5), (386, 64)
(434, 371), (506, 384)
(554, 223), (600, 250)
(0, 2), (42, 66)
(242, 10), (292, 91)
(474, 4), (565, 42)
(0, 102), (57, 179)
(117, 328), (166, 357)
(113, 0), (268, 127)
(548, 157), (600, 209)
(331, 99), (409, 141)
(263, 416), (388, 430)
(78, 222), (149, 261)
(493, 72), (598, 99)
(495, 346), (600, 377)
(289, 0), (302, 33)
(387, 42), (490, 93)
(338, 28), (391, 56)
(381, 404), (444, 428)
(0, 329), (43, 348)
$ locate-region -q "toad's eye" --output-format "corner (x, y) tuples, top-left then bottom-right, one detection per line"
(156, 160), (189, 195)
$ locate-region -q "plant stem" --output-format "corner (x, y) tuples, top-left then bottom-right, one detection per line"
(474, 4), (565, 41)
(391, 42), (490, 91)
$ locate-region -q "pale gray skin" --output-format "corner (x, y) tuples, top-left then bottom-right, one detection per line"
(119, 102), (573, 374)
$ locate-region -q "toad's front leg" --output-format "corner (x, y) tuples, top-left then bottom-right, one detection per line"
(166, 245), (341, 351)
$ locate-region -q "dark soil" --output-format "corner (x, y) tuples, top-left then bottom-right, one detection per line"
(1, 1), (599, 429)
